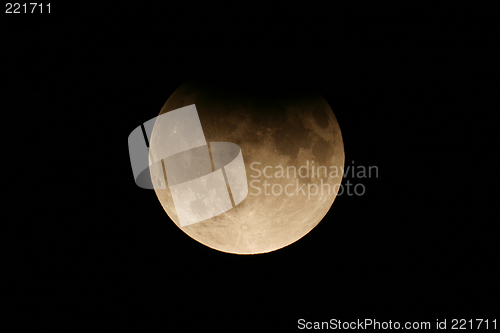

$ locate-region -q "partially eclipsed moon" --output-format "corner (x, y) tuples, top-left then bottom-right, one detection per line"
(149, 79), (344, 254)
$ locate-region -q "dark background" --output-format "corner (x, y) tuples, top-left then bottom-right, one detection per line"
(4, 3), (497, 330)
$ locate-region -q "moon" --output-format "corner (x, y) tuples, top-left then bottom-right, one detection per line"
(149, 78), (344, 254)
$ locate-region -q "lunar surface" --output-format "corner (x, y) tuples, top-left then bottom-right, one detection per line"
(149, 79), (344, 254)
